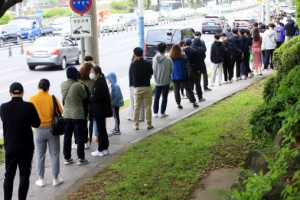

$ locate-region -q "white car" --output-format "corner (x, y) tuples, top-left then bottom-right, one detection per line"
(100, 18), (125, 32)
(51, 17), (71, 38)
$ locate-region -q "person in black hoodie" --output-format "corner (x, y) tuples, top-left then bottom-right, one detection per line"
(220, 33), (232, 84)
(284, 18), (295, 42)
(90, 66), (112, 157)
(210, 34), (224, 86)
(183, 38), (205, 102)
(239, 29), (252, 79)
(229, 28), (243, 82)
(192, 31), (211, 92)
(1, 82), (40, 200)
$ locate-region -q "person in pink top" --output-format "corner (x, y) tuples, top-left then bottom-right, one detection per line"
(252, 28), (263, 76)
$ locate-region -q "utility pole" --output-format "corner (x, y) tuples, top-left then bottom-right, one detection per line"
(85, 1), (100, 66)
(138, 0), (144, 50)
(266, 0), (270, 24)
(15, 3), (19, 17)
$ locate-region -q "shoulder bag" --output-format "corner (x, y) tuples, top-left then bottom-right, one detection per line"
(51, 95), (66, 135)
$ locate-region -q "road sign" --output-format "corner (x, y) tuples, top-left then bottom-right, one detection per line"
(70, 16), (93, 38)
(70, 0), (93, 14)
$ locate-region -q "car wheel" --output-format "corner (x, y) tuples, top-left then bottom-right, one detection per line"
(16, 36), (21, 45)
(0, 38), (4, 47)
(75, 54), (80, 65)
(60, 57), (67, 70)
(28, 65), (36, 70)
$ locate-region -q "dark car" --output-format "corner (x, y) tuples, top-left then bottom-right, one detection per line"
(144, 26), (195, 61)
(0, 24), (21, 47)
(202, 15), (226, 34)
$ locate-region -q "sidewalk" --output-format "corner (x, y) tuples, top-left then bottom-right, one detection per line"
(0, 70), (274, 200)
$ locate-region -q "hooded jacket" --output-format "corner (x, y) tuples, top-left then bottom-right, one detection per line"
(105, 72), (124, 107)
(241, 35), (252, 53)
(263, 29), (278, 50)
(229, 35), (243, 53)
(225, 27), (232, 38)
(152, 54), (174, 86)
(183, 46), (200, 72)
(210, 41), (224, 63)
(192, 43), (206, 72)
(192, 38), (207, 52)
(284, 20), (296, 36)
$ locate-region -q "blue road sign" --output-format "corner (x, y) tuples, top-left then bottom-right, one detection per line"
(70, 0), (93, 14)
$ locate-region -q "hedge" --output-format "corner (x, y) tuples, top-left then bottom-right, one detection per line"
(43, 7), (72, 18)
(0, 13), (12, 25)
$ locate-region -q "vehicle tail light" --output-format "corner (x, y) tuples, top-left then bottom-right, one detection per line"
(216, 20), (221, 24)
(144, 42), (147, 55)
(52, 49), (60, 55)
(26, 50), (31, 55)
(202, 20), (207, 24)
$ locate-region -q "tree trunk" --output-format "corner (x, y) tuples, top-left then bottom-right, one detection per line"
(0, 0), (23, 18)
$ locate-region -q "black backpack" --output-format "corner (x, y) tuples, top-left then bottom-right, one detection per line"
(222, 39), (232, 57)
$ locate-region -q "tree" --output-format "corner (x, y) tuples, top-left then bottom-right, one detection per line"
(0, 0), (23, 18)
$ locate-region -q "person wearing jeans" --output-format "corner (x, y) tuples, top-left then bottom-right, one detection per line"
(210, 34), (224, 86)
(129, 47), (154, 130)
(263, 23), (277, 70)
(153, 42), (174, 117)
(29, 79), (64, 187)
(61, 66), (87, 166)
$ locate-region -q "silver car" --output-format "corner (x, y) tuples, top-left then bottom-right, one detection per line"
(26, 37), (80, 70)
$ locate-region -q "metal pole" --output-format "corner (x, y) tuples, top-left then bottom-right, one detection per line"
(138, 0), (144, 50)
(8, 42), (12, 57)
(20, 39), (24, 54)
(80, 15), (85, 64)
(266, 0), (270, 24)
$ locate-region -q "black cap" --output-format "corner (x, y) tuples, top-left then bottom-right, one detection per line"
(9, 82), (23, 94)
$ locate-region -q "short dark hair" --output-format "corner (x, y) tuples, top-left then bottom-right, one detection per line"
(280, 22), (284, 27)
(244, 29), (250, 35)
(253, 22), (258, 27)
(194, 31), (202, 36)
(214, 34), (220, 40)
(38, 79), (50, 92)
(232, 28), (238, 34)
(239, 28), (245, 35)
(84, 55), (93, 61)
(133, 47), (143, 56)
(235, 23), (240, 26)
(220, 33), (226, 37)
(157, 42), (167, 53)
(179, 40), (185, 47)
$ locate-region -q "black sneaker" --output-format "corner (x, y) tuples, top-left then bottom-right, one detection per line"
(64, 158), (73, 165)
(178, 105), (183, 109)
(204, 88), (212, 92)
(193, 103), (199, 108)
(199, 98), (206, 102)
(78, 159), (88, 166)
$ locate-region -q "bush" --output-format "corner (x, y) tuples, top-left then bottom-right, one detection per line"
(262, 75), (277, 103)
(43, 7), (72, 18)
(0, 13), (12, 24)
(111, 0), (134, 12)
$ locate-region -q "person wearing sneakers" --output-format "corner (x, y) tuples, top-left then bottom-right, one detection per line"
(61, 66), (88, 166)
(29, 79), (63, 187)
(90, 66), (112, 157)
(229, 28), (243, 82)
(169, 44), (199, 109)
(129, 47), (154, 130)
(210, 34), (224, 87)
(220, 33), (232, 84)
(263, 23), (277, 70)
(106, 72), (124, 135)
(153, 42), (174, 118)
(1, 82), (40, 200)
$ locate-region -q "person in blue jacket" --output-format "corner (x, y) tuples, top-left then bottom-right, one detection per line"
(106, 72), (124, 135)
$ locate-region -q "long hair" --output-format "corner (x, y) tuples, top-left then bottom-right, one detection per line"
(169, 44), (184, 61)
(253, 28), (260, 42)
(79, 63), (94, 80)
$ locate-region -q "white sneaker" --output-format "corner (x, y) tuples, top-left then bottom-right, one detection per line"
(181, 95), (186, 99)
(84, 143), (89, 149)
(107, 132), (113, 137)
(160, 113), (169, 118)
(53, 178), (63, 186)
(154, 113), (159, 118)
(91, 150), (105, 157)
(104, 149), (110, 155)
(72, 143), (77, 149)
(35, 179), (45, 187)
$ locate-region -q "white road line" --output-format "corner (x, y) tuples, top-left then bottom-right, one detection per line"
(0, 79), (39, 94)
(0, 67), (20, 74)
(119, 77), (128, 81)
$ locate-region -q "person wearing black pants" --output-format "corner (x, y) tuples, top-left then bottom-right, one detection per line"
(1, 82), (40, 200)
(95, 118), (109, 152)
(220, 33), (232, 83)
(229, 28), (244, 81)
(112, 107), (120, 131)
(263, 23), (277, 70)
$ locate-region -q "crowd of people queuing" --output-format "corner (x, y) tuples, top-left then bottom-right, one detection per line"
(1, 14), (298, 199)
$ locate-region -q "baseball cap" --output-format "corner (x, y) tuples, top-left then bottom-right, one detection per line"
(185, 38), (192, 45)
(9, 82), (24, 94)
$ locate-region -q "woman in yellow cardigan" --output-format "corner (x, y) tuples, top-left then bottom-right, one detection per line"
(29, 79), (63, 187)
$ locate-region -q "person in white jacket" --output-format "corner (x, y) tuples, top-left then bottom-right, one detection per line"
(263, 23), (278, 70)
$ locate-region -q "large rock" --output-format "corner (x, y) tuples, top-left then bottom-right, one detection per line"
(244, 148), (268, 174)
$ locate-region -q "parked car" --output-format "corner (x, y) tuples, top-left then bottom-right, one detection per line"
(26, 37), (80, 70)
(51, 17), (72, 38)
(202, 15), (227, 34)
(0, 24), (21, 47)
(233, 19), (251, 30)
(144, 26), (195, 60)
(100, 18), (125, 32)
(123, 14), (137, 26)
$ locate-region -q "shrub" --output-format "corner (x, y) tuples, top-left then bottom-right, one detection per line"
(111, 0), (134, 12)
(43, 7), (72, 18)
(0, 13), (12, 24)
(262, 75), (277, 103)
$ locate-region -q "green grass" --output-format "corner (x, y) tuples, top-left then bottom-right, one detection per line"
(0, 138), (4, 164)
(121, 99), (130, 110)
(67, 79), (266, 200)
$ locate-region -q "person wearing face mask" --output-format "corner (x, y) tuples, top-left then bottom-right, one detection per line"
(89, 66), (112, 157)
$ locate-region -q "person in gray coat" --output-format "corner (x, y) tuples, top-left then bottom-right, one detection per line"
(153, 42), (174, 117)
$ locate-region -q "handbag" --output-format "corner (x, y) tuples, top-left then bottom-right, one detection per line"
(51, 95), (66, 135)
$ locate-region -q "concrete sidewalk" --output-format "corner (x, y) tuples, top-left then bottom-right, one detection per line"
(0, 70), (274, 200)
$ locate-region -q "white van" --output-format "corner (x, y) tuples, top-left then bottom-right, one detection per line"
(51, 17), (71, 38)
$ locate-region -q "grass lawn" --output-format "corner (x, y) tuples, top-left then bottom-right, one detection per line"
(121, 99), (130, 109)
(0, 138), (4, 164)
(67, 79), (266, 200)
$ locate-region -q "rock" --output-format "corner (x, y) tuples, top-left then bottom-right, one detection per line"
(272, 131), (284, 147)
(244, 148), (268, 174)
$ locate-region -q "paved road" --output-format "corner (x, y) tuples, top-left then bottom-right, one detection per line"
(0, 7), (257, 134)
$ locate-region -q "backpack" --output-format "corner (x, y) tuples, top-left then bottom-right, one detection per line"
(222, 39), (232, 57)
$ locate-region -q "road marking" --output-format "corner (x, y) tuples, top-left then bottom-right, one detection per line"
(0, 79), (39, 94)
(0, 67), (20, 74)
(119, 77), (128, 81)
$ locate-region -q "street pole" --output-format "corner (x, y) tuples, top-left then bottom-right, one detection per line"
(138, 0), (144, 50)
(266, 0), (270, 24)
(85, 1), (100, 65)
(80, 14), (85, 64)
(15, 3), (19, 17)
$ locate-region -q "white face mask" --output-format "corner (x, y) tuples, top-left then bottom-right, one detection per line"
(89, 73), (95, 80)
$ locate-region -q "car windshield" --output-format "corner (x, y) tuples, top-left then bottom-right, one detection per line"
(32, 39), (59, 47)
(52, 18), (69, 25)
(146, 29), (174, 43)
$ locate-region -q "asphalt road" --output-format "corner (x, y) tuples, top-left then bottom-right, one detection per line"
(0, 7), (257, 134)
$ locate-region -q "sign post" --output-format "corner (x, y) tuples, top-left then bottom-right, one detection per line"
(70, 0), (93, 63)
